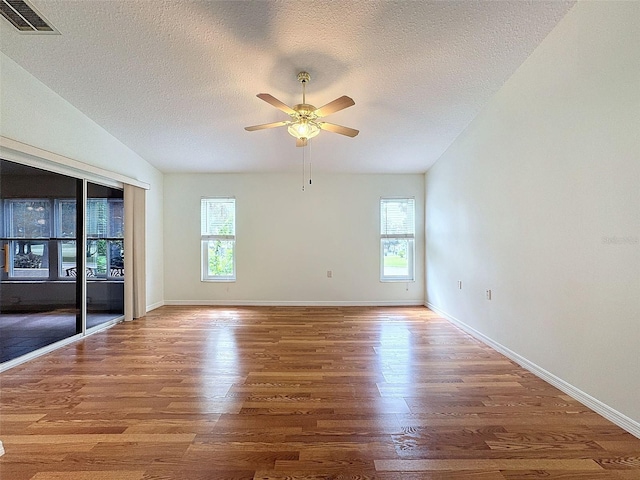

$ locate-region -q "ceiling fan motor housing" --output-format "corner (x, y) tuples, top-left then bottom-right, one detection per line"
(292, 104), (317, 118)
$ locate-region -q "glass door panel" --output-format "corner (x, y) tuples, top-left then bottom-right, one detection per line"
(0, 159), (81, 363)
(86, 183), (124, 329)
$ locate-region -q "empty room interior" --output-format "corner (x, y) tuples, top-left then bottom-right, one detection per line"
(0, 1), (639, 479)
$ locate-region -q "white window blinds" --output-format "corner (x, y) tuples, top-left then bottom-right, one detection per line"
(201, 198), (235, 238)
(381, 198), (415, 238)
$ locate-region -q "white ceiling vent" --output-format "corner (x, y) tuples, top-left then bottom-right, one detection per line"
(0, 0), (58, 34)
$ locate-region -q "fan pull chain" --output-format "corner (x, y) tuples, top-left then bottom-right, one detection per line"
(301, 144), (305, 192)
(309, 140), (312, 185)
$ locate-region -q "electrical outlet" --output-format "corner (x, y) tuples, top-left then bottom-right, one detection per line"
(486, 289), (492, 300)
(327, 270), (332, 278)
(458, 280), (462, 289)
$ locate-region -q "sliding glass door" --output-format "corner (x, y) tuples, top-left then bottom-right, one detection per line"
(0, 159), (125, 365)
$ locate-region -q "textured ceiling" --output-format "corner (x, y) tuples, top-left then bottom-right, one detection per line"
(0, 1), (574, 174)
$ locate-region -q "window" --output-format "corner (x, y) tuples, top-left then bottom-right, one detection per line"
(2, 195), (125, 280)
(55, 199), (77, 277)
(86, 197), (124, 279)
(5, 199), (52, 278)
(3, 198), (80, 279)
(380, 197), (415, 281)
(201, 198), (236, 281)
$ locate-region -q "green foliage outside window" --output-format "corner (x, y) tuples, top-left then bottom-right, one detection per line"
(208, 240), (234, 276)
(208, 218), (234, 276)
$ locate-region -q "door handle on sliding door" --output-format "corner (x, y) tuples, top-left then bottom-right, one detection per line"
(2, 243), (9, 273)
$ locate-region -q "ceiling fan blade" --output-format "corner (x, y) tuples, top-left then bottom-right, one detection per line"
(256, 93), (296, 115)
(244, 121), (289, 132)
(319, 122), (359, 137)
(296, 138), (308, 148)
(314, 96), (355, 117)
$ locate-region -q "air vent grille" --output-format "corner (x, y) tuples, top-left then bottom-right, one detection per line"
(0, 0), (57, 33)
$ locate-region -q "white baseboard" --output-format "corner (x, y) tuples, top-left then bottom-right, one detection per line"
(164, 299), (425, 307)
(146, 300), (165, 312)
(425, 302), (640, 439)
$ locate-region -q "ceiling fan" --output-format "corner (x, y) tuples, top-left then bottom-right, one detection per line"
(245, 71), (359, 147)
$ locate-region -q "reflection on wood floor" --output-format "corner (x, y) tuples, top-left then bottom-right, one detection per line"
(1, 306), (639, 479)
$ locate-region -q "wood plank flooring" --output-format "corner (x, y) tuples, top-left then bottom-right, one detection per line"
(1, 306), (639, 479)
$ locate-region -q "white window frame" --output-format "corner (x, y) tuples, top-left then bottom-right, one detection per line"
(380, 197), (415, 282)
(201, 197), (236, 282)
(57, 240), (77, 278)
(55, 199), (77, 278)
(5, 199), (52, 279)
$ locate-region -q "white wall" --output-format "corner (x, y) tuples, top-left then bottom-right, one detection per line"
(164, 173), (424, 305)
(0, 52), (164, 309)
(425, 1), (640, 427)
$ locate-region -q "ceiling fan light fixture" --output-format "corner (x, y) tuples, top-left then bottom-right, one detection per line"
(288, 119), (320, 140)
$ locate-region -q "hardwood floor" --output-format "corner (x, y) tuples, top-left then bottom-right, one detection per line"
(1, 306), (639, 479)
